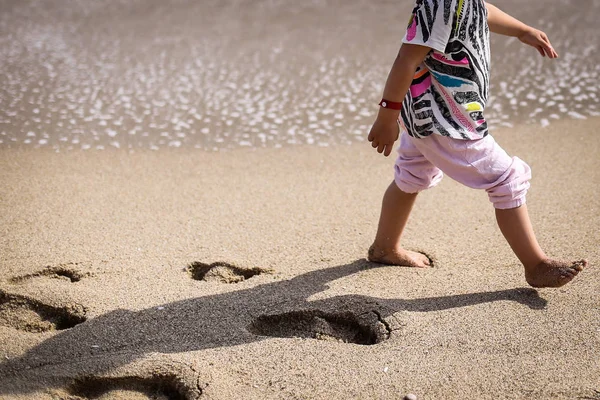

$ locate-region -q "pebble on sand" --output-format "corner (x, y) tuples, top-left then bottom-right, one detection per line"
(404, 394), (417, 400)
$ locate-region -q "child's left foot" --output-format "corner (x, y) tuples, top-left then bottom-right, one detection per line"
(368, 245), (431, 268)
(525, 259), (587, 288)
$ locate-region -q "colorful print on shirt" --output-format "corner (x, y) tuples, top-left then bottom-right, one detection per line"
(401, 0), (490, 140)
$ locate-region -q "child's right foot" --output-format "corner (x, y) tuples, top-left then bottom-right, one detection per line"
(525, 259), (587, 288)
(368, 245), (431, 268)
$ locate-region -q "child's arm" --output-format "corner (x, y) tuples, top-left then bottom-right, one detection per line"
(368, 44), (430, 157)
(486, 3), (558, 58)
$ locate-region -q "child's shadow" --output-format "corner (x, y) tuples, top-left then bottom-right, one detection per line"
(0, 259), (546, 395)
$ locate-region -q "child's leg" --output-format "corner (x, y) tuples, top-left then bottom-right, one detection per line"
(368, 182), (430, 267)
(495, 204), (545, 268)
(407, 133), (587, 287)
(496, 205), (587, 288)
(368, 132), (442, 267)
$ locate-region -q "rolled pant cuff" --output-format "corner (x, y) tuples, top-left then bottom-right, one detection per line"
(493, 196), (527, 210)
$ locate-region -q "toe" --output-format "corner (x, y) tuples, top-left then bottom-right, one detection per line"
(572, 260), (587, 271)
(413, 252), (431, 268)
(562, 269), (576, 278)
(413, 256), (427, 267)
(559, 276), (572, 286)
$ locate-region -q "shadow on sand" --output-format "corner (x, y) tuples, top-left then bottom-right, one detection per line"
(0, 259), (547, 396)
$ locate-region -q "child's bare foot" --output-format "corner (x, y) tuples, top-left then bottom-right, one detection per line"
(525, 259), (587, 288)
(368, 245), (431, 268)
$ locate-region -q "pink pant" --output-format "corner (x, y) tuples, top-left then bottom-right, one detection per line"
(394, 131), (531, 209)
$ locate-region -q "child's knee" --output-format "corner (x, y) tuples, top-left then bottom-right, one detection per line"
(394, 164), (444, 194)
(486, 157), (532, 209)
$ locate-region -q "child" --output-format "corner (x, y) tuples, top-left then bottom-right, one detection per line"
(367, 0), (587, 287)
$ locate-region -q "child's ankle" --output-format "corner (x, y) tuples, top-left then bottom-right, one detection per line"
(368, 244), (388, 259)
(522, 255), (547, 270)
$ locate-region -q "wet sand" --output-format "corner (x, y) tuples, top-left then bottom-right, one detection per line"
(0, 117), (599, 399)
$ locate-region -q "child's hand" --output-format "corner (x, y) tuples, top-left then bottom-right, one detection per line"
(518, 27), (559, 58)
(368, 111), (400, 157)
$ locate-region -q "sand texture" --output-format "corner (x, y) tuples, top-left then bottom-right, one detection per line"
(1, 0), (599, 398)
(0, 118), (599, 399)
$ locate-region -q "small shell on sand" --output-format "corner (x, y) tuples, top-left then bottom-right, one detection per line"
(404, 394), (417, 400)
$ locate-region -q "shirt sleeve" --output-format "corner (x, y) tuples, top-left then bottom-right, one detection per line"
(402, 0), (458, 54)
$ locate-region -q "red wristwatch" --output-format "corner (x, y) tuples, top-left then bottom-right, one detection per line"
(379, 99), (403, 110)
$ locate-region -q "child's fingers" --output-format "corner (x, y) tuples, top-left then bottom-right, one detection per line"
(543, 45), (558, 58)
(384, 144), (393, 157)
(546, 44), (558, 58)
(377, 142), (386, 153)
(536, 45), (545, 57)
(538, 32), (558, 58)
(541, 32), (554, 48)
(541, 42), (555, 58)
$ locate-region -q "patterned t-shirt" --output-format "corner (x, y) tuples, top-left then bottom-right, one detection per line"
(400, 0), (490, 140)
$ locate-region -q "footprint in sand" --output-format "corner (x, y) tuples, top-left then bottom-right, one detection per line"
(187, 261), (271, 284)
(63, 373), (201, 400)
(247, 309), (393, 345)
(9, 262), (92, 284)
(0, 290), (86, 333)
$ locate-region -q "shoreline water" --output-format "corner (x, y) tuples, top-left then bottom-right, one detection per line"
(1, 0), (599, 152)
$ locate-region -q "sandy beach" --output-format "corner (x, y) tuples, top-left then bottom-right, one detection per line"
(1, 117), (599, 399)
(1, 0), (600, 398)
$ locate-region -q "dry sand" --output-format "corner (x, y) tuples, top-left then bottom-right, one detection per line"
(0, 117), (599, 399)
